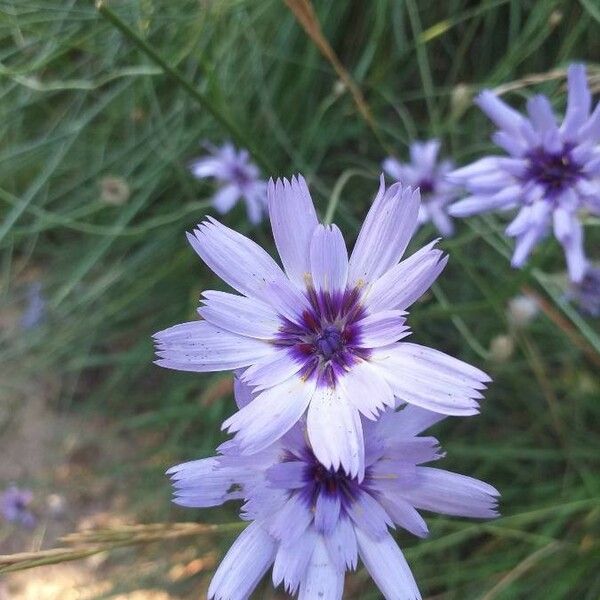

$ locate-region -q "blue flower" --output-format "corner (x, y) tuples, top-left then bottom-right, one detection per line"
(168, 377), (499, 600)
(1, 485), (36, 528)
(154, 175), (489, 479)
(383, 140), (458, 237)
(449, 64), (600, 282)
(189, 143), (267, 224)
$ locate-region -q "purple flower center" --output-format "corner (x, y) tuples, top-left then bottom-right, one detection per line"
(417, 178), (435, 195)
(229, 163), (253, 188)
(308, 461), (360, 500)
(315, 326), (344, 360)
(525, 145), (583, 198)
(273, 287), (370, 387)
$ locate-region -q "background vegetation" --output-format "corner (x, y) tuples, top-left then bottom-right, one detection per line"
(1, 0), (599, 598)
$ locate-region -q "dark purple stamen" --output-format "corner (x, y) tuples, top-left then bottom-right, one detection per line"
(273, 286), (370, 387)
(307, 461), (360, 503)
(417, 178), (435, 195)
(315, 326), (343, 360)
(525, 145), (583, 198)
(230, 164), (252, 187)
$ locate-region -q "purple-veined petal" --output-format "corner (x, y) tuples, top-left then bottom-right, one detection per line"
(365, 240), (445, 312)
(208, 522), (276, 600)
(314, 489), (341, 535)
(242, 349), (304, 391)
(154, 321), (273, 372)
(378, 495), (429, 538)
(167, 457), (239, 507)
(339, 360), (395, 419)
(268, 492), (313, 542)
(348, 177), (420, 285)
(199, 290), (279, 339)
(307, 385), (364, 480)
(357, 310), (409, 348)
(356, 529), (421, 600)
(310, 224), (349, 293)
(400, 467), (500, 519)
(375, 404), (446, 438)
(266, 460), (306, 490)
(187, 218), (287, 303)
(272, 528), (317, 594)
(269, 176), (319, 286)
(298, 536), (344, 600)
(223, 376), (316, 454)
(379, 342), (490, 387)
(324, 517), (358, 570)
(347, 489), (393, 539)
(233, 372), (253, 408)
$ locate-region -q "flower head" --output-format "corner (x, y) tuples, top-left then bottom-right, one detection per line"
(1, 485), (36, 528)
(154, 175), (490, 479)
(383, 140), (458, 236)
(168, 378), (499, 600)
(190, 143), (267, 224)
(449, 64), (600, 283)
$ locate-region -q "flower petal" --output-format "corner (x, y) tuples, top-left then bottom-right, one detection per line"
(553, 205), (587, 283)
(310, 224), (349, 293)
(476, 90), (525, 135)
(449, 185), (520, 217)
(167, 457), (237, 507)
(223, 376), (316, 454)
(268, 176), (319, 286)
(324, 517), (358, 570)
(401, 467), (500, 519)
(154, 321), (273, 372)
(347, 490), (393, 539)
(339, 360), (395, 419)
(208, 522), (276, 600)
(272, 528), (317, 594)
(268, 492), (313, 542)
(357, 310), (409, 348)
(187, 217), (286, 303)
(562, 63), (591, 138)
(199, 290), (279, 339)
(348, 176), (420, 285)
(298, 536), (344, 600)
(242, 349), (304, 391)
(373, 343), (489, 416)
(356, 529), (421, 600)
(366, 241), (447, 312)
(314, 490), (341, 535)
(307, 385), (365, 479)
(379, 496), (429, 538)
(211, 184), (240, 214)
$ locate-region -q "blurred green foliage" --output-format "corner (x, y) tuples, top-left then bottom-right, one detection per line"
(1, 0), (599, 598)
